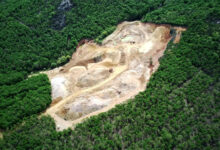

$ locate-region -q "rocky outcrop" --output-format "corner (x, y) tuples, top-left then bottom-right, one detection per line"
(58, 0), (73, 11)
(51, 0), (73, 30)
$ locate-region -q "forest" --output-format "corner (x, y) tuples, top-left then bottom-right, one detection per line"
(0, 74), (51, 129)
(0, 0), (219, 149)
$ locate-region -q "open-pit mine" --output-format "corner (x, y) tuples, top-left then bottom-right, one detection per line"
(43, 21), (186, 131)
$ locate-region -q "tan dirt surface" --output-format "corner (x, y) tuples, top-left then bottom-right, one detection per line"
(42, 21), (186, 131)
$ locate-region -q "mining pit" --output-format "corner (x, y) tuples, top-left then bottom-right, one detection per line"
(43, 21), (186, 131)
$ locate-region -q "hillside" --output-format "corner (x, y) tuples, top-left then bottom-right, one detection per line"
(0, 0), (220, 149)
(43, 21), (186, 131)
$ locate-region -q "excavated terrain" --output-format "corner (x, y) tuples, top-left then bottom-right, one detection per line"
(43, 21), (186, 131)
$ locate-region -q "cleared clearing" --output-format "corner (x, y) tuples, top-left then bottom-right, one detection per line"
(43, 21), (186, 131)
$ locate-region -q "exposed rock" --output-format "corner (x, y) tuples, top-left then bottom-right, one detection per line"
(60, 96), (108, 120)
(58, 0), (73, 11)
(43, 21), (186, 131)
(51, 0), (73, 30)
(76, 67), (111, 88)
(51, 77), (69, 99)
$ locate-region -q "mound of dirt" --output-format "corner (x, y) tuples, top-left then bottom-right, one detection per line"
(43, 21), (186, 131)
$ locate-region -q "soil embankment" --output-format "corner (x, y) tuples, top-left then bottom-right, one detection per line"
(43, 21), (186, 131)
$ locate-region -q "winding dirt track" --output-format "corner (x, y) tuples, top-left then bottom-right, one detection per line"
(43, 21), (186, 131)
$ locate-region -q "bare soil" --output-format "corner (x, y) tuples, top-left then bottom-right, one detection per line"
(42, 21), (186, 131)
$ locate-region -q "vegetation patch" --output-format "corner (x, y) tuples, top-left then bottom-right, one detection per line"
(0, 74), (51, 129)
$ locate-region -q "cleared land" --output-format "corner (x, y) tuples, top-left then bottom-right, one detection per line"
(43, 21), (186, 130)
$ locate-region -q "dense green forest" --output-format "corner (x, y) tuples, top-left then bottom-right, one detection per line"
(0, 74), (51, 129)
(0, 0), (220, 149)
